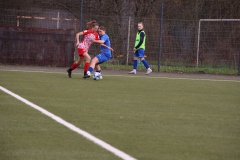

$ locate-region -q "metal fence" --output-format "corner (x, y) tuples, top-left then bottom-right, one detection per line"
(0, 0), (240, 75)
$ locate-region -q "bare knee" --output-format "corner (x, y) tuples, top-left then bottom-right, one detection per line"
(133, 57), (138, 60)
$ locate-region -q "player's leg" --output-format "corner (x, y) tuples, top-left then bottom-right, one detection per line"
(67, 48), (85, 78)
(82, 52), (91, 77)
(95, 54), (110, 79)
(67, 56), (82, 78)
(95, 63), (101, 71)
(139, 49), (152, 75)
(90, 57), (99, 72)
(83, 56), (99, 78)
(94, 63), (103, 79)
(85, 53), (108, 79)
(129, 51), (138, 74)
(67, 56), (84, 78)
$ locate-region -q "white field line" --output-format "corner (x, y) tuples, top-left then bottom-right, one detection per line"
(0, 86), (137, 160)
(0, 68), (240, 83)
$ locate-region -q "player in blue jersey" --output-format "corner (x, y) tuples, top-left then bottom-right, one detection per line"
(83, 26), (113, 79)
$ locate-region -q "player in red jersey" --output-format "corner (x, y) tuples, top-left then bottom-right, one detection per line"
(67, 20), (104, 78)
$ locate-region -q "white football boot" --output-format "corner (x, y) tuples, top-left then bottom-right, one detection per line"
(129, 70), (136, 74)
(145, 68), (152, 75)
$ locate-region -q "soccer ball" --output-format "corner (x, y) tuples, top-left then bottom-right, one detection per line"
(93, 72), (101, 80)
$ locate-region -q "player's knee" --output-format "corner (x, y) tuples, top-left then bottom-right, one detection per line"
(86, 57), (91, 61)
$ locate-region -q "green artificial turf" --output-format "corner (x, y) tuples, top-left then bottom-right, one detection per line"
(0, 70), (239, 160)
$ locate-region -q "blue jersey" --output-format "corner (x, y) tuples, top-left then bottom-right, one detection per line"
(100, 34), (112, 58)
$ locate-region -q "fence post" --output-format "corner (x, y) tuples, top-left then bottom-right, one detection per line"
(17, 16), (20, 26)
(57, 12), (60, 29)
(158, 0), (164, 72)
(74, 0), (84, 63)
(126, 16), (131, 65)
(79, 0), (83, 32)
(196, 20), (201, 68)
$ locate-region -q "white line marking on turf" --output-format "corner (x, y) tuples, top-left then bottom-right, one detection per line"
(1, 68), (240, 83)
(0, 86), (137, 160)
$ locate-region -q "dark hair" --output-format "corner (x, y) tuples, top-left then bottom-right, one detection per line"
(99, 26), (106, 31)
(87, 20), (98, 29)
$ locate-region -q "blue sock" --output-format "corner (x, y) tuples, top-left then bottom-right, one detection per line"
(133, 60), (138, 69)
(96, 70), (101, 73)
(88, 67), (93, 73)
(141, 59), (149, 69)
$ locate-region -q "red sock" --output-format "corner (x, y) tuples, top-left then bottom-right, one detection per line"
(84, 62), (90, 73)
(70, 62), (78, 70)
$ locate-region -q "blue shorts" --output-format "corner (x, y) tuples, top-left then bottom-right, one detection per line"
(134, 48), (145, 58)
(96, 53), (111, 64)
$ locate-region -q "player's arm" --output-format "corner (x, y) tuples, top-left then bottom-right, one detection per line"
(93, 39), (104, 44)
(101, 44), (114, 51)
(99, 35), (114, 51)
(75, 31), (84, 46)
(134, 32), (145, 50)
(92, 33), (104, 44)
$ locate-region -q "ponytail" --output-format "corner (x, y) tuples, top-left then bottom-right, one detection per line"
(87, 20), (98, 29)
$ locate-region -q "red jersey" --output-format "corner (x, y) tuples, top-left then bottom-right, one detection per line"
(78, 30), (100, 52)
